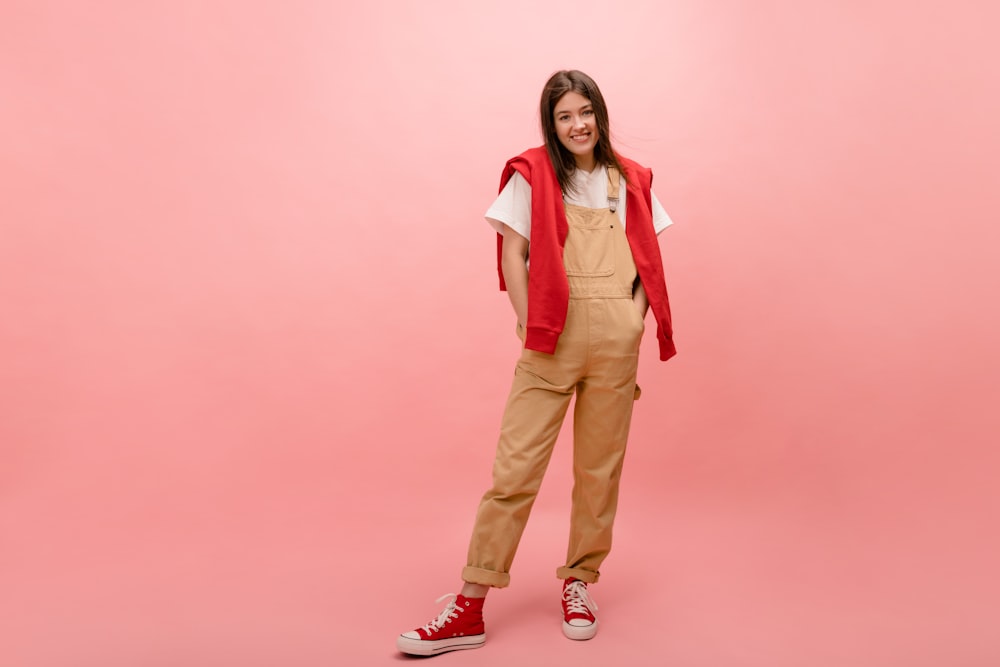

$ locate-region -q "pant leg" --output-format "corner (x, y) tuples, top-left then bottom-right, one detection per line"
(557, 298), (643, 583)
(464, 307), (589, 588)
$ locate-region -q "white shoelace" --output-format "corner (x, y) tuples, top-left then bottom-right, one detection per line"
(563, 581), (598, 616)
(420, 594), (463, 634)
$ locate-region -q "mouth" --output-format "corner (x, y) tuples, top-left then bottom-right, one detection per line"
(569, 132), (591, 143)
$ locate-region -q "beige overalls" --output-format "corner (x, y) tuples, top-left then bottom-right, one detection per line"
(464, 168), (645, 588)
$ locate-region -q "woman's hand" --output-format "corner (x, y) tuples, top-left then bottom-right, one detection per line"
(633, 279), (649, 317)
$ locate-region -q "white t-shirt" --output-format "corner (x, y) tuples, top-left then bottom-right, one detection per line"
(485, 165), (673, 240)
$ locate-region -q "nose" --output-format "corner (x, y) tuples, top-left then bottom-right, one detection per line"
(572, 115), (586, 130)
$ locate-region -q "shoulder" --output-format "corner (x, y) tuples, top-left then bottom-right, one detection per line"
(616, 154), (651, 177)
(506, 146), (550, 174)
(515, 145), (548, 162)
(616, 154), (653, 191)
(501, 146), (554, 190)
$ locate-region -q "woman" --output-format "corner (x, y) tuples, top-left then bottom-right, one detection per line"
(397, 69), (676, 656)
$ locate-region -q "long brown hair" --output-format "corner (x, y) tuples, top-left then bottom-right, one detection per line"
(539, 70), (626, 194)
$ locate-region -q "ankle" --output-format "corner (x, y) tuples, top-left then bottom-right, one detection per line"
(460, 582), (490, 599)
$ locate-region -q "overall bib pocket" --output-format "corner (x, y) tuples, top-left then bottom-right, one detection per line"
(562, 217), (615, 277)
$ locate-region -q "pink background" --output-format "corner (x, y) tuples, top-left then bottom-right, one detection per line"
(2, 1), (999, 665)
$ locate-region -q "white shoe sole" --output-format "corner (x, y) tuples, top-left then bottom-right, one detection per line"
(396, 633), (486, 656)
(562, 619), (598, 641)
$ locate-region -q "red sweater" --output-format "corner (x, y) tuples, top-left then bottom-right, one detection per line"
(496, 146), (676, 361)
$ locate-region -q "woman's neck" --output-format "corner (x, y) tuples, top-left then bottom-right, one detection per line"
(574, 154), (597, 173)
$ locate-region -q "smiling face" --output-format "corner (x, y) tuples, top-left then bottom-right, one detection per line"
(539, 70), (619, 192)
(553, 91), (599, 171)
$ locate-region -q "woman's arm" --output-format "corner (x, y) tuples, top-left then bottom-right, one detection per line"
(633, 278), (649, 316)
(500, 224), (529, 327)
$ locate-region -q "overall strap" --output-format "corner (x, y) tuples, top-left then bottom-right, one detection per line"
(607, 167), (620, 212)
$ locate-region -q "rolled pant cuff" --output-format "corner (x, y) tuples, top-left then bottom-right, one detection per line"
(556, 566), (600, 584)
(462, 566), (511, 588)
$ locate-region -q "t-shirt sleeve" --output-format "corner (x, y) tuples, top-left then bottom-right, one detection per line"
(485, 172), (531, 240)
(651, 190), (674, 235)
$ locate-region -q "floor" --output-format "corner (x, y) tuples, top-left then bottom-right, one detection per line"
(3, 420), (997, 667)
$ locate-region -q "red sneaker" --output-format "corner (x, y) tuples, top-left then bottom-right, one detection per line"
(397, 594), (486, 656)
(561, 578), (599, 640)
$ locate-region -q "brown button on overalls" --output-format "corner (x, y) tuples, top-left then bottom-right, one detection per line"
(464, 168), (645, 587)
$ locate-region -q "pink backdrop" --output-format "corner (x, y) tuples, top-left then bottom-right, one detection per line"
(2, 2), (998, 665)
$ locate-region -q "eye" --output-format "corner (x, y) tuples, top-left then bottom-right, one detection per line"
(583, 109), (594, 116)
(558, 114), (570, 122)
